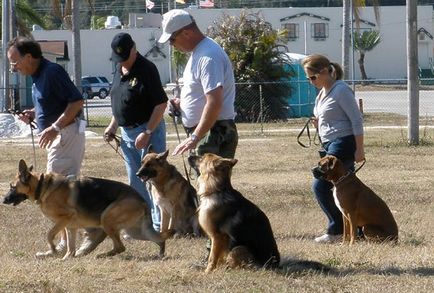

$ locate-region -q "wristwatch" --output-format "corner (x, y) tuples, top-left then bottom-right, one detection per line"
(190, 133), (199, 143)
(144, 128), (152, 135)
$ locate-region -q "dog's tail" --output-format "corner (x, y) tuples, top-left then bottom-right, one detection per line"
(277, 257), (332, 274)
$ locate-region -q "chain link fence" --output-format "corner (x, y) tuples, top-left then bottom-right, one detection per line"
(2, 79), (434, 136)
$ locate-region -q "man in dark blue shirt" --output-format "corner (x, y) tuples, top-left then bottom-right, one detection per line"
(7, 36), (86, 256)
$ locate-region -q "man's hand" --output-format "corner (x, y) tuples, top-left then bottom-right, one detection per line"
(135, 132), (151, 149)
(18, 109), (35, 125)
(104, 126), (117, 142)
(38, 125), (59, 149)
(168, 98), (181, 117)
(172, 135), (198, 156)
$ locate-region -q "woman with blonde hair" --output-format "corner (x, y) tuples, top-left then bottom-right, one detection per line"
(302, 54), (365, 243)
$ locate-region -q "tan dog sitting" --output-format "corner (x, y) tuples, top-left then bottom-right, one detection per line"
(312, 155), (398, 244)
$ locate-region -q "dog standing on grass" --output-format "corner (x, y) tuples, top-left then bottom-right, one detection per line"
(3, 159), (173, 259)
(136, 148), (201, 237)
(188, 153), (280, 273)
(312, 155), (398, 244)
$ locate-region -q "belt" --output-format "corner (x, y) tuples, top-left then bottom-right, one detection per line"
(123, 123), (142, 129)
(184, 119), (234, 134)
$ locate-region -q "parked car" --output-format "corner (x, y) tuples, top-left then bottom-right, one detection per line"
(81, 79), (93, 100)
(81, 76), (111, 99)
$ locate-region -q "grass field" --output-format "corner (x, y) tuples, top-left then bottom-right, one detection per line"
(1, 119), (434, 292)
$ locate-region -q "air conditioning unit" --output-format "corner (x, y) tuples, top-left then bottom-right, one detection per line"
(105, 16), (121, 29)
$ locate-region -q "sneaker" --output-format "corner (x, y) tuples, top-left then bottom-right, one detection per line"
(122, 233), (132, 241)
(314, 234), (342, 243)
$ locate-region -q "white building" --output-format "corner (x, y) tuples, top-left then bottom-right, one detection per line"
(25, 5), (434, 84)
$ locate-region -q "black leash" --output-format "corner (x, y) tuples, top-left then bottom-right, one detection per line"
(8, 109), (38, 170)
(169, 103), (192, 185)
(104, 133), (128, 163)
(354, 158), (366, 174)
(297, 118), (321, 148)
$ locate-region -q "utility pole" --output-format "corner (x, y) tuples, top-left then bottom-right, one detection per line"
(407, 0), (419, 145)
(1, 0), (10, 112)
(342, 0), (351, 79)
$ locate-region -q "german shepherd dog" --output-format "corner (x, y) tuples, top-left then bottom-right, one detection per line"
(136, 148), (201, 237)
(188, 153), (280, 273)
(3, 159), (173, 260)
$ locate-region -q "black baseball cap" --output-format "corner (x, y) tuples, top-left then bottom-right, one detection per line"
(111, 33), (135, 62)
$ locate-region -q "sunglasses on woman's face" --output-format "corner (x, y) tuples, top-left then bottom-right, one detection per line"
(307, 73), (320, 81)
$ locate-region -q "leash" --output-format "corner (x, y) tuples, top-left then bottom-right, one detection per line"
(354, 158), (366, 174)
(170, 107), (192, 185)
(297, 118), (321, 148)
(104, 133), (128, 163)
(8, 109), (38, 170)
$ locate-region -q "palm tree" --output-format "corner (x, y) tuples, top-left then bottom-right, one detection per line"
(353, 30), (381, 80)
(342, 0), (380, 79)
(4, 0), (47, 37)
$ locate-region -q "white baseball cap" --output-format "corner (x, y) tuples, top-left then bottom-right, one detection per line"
(158, 9), (195, 44)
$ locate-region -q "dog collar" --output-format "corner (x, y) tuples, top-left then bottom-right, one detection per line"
(333, 171), (352, 186)
(34, 173), (45, 202)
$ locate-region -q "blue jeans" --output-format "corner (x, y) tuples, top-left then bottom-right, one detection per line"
(120, 120), (166, 231)
(312, 135), (356, 235)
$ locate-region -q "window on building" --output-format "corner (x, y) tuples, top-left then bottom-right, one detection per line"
(311, 23), (328, 40)
(282, 23), (299, 41)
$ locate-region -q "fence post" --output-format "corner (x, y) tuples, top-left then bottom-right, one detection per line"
(259, 84), (264, 134)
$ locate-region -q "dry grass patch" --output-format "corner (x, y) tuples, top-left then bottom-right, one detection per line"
(1, 125), (434, 292)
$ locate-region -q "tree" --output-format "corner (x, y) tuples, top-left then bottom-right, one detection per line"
(207, 10), (294, 122)
(342, 0), (380, 79)
(353, 30), (380, 80)
(2, 0), (47, 37)
(171, 48), (188, 83)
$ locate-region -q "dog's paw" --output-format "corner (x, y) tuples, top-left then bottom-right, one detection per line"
(35, 250), (56, 259)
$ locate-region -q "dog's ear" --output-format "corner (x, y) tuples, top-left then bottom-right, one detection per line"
(29, 165), (33, 172)
(328, 156), (337, 170)
(228, 158), (238, 167)
(18, 160), (31, 183)
(157, 149), (169, 161)
(147, 144), (155, 154)
(218, 158), (238, 169)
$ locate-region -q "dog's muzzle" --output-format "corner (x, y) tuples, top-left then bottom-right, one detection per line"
(187, 155), (201, 176)
(311, 166), (326, 179)
(136, 168), (156, 182)
(3, 186), (28, 206)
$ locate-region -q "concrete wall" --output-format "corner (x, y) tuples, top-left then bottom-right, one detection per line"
(188, 5), (433, 80)
(29, 5), (432, 84)
(32, 28), (171, 84)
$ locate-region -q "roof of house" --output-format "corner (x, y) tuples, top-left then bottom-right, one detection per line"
(37, 40), (69, 60)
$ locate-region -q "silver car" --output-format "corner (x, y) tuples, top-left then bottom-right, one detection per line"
(81, 76), (111, 99)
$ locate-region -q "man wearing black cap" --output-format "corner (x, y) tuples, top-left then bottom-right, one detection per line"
(107, 32), (167, 228)
(77, 32), (168, 255)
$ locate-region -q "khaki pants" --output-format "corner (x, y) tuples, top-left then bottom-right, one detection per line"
(186, 119), (238, 159)
(46, 119), (85, 177)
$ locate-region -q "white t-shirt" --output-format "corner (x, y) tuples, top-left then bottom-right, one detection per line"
(180, 37), (236, 128)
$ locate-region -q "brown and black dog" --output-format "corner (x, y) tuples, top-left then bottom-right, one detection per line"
(312, 155), (398, 244)
(3, 159), (173, 259)
(136, 148), (201, 237)
(188, 153), (280, 273)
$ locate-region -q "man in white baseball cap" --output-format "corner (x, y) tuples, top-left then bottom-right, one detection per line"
(159, 8), (239, 266)
(158, 9), (195, 44)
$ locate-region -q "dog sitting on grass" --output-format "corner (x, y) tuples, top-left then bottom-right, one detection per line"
(136, 147), (201, 237)
(188, 153), (280, 273)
